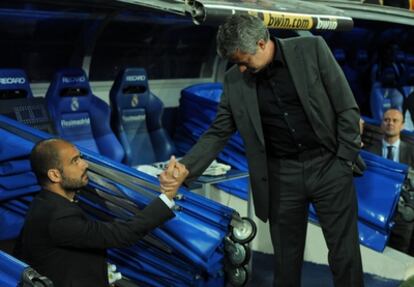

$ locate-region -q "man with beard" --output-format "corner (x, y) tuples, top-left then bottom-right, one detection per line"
(14, 138), (187, 287)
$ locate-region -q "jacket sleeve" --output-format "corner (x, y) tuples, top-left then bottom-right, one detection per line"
(316, 36), (361, 162)
(49, 197), (174, 249)
(180, 79), (237, 183)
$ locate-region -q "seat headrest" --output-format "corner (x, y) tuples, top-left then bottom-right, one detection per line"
(356, 50), (369, 65)
(333, 49), (346, 64)
(110, 68), (150, 109)
(381, 67), (398, 87)
(46, 68), (93, 113)
(406, 67), (414, 86)
(406, 54), (414, 66)
(53, 68), (91, 96)
(0, 69), (32, 99)
(395, 50), (405, 63)
(182, 83), (223, 103)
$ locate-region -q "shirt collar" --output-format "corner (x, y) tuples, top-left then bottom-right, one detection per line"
(259, 37), (284, 79)
(273, 37), (284, 66)
(382, 139), (400, 148)
(39, 189), (79, 204)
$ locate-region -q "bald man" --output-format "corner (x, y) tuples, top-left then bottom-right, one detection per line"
(366, 109), (414, 166)
(366, 109), (414, 254)
(14, 138), (187, 287)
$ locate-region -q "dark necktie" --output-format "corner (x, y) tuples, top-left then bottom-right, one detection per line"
(386, 145), (394, 161)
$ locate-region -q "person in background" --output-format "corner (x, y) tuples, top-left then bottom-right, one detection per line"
(14, 138), (188, 287)
(365, 108), (414, 165)
(160, 14), (364, 287)
(365, 109), (414, 254)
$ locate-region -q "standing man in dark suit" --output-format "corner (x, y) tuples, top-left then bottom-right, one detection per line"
(365, 108), (414, 254)
(366, 108), (414, 165)
(14, 138), (187, 287)
(161, 14), (363, 287)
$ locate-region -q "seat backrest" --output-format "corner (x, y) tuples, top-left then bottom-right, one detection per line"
(370, 66), (404, 121)
(402, 66), (414, 97)
(110, 68), (175, 166)
(355, 49), (370, 71)
(0, 250), (53, 287)
(0, 69), (56, 133)
(0, 69), (33, 99)
(333, 48), (346, 66)
(46, 68), (124, 162)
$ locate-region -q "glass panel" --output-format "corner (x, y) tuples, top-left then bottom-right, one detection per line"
(90, 12), (216, 80)
(0, 6), (91, 82)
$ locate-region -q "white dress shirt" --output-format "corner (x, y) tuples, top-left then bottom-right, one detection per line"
(159, 193), (175, 209)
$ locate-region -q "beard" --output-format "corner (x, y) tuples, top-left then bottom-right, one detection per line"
(248, 66), (263, 74)
(60, 171), (88, 192)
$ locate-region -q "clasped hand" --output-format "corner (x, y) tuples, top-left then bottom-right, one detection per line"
(159, 156), (189, 200)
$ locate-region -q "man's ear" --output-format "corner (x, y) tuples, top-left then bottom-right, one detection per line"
(47, 168), (62, 183)
(257, 39), (267, 50)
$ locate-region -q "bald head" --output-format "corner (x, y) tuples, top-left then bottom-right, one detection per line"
(30, 138), (73, 186)
(381, 109), (404, 143)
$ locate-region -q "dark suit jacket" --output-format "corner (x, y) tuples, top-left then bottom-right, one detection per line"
(181, 36), (361, 222)
(14, 190), (174, 287)
(365, 140), (414, 167)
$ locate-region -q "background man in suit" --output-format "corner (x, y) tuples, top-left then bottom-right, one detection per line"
(365, 108), (414, 254)
(161, 14), (363, 287)
(14, 138), (187, 287)
(366, 108), (414, 165)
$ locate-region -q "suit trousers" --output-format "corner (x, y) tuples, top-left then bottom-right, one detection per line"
(267, 148), (364, 287)
(388, 212), (414, 255)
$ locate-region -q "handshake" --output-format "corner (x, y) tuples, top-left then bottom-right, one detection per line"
(159, 156), (189, 200)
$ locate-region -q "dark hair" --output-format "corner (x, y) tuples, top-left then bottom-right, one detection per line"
(30, 138), (67, 186)
(216, 14), (269, 59)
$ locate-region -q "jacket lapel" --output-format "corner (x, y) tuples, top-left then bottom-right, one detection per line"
(400, 141), (407, 163)
(278, 40), (314, 123)
(242, 72), (265, 146)
(240, 38), (313, 147)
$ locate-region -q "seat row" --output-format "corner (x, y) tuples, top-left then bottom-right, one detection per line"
(370, 48), (414, 124)
(332, 45), (414, 126)
(0, 67), (175, 166)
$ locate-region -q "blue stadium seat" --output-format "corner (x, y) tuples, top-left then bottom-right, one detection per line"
(355, 49), (371, 77)
(333, 48), (346, 65)
(0, 250), (53, 287)
(402, 67), (414, 130)
(0, 69), (32, 99)
(370, 66), (404, 121)
(402, 66), (414, 97)
(333, 48), (371, 107)
(334, 49), (361, 104)
(0, 69), (54, 133)
(46, 68), (124, 162)
(109, 68), (175, 166)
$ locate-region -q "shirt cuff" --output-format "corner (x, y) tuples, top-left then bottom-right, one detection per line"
(159, 193), (175, 209)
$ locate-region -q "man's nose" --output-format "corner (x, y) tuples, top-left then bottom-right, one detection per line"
(82, 159), (89, 170)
